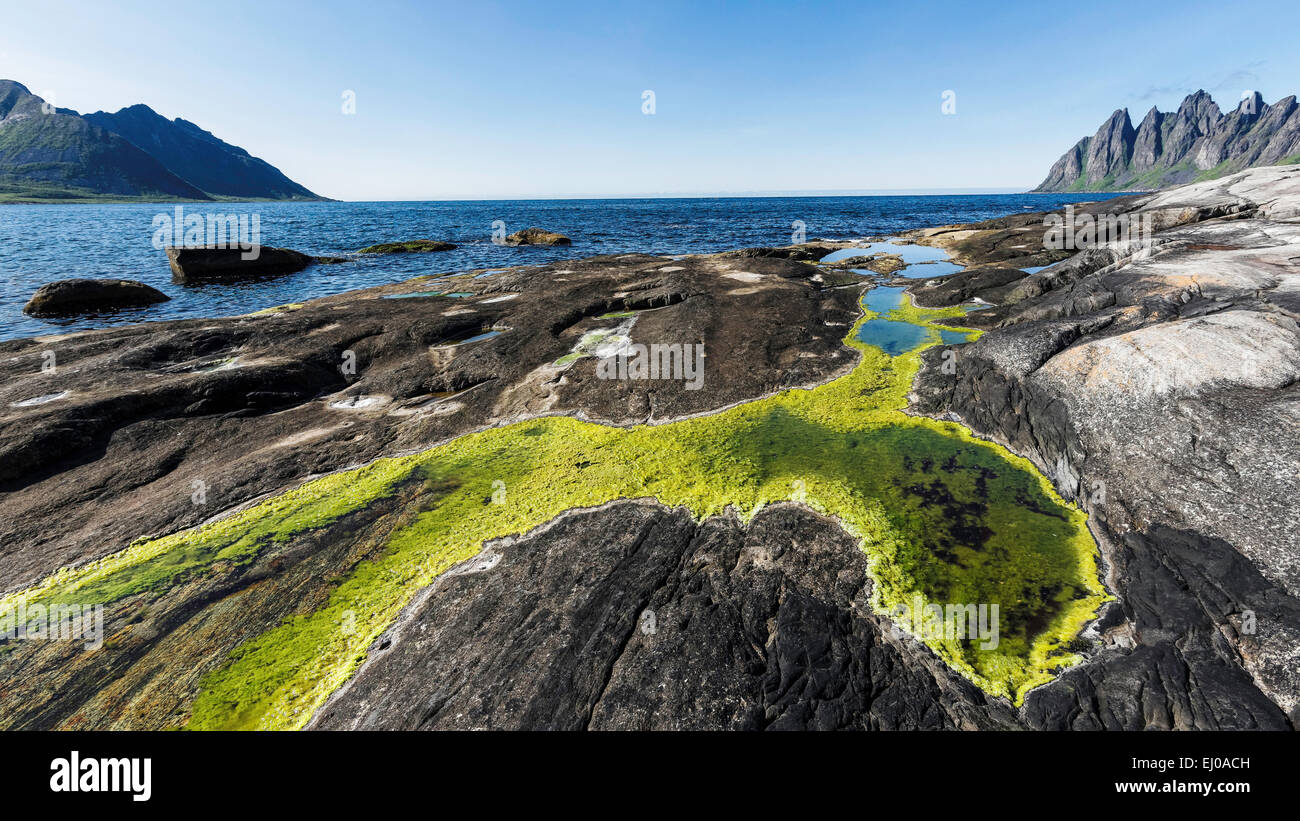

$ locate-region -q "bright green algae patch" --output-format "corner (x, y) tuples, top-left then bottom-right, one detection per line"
(5, 290), (1109, 727)
(0, 461), (416, 609)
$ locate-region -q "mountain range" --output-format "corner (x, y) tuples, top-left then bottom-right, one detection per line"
(1034, 90), (1300, 192)
(0, 80), (322, 202)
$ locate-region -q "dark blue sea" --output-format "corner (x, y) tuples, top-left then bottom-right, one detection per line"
(0, 193), (1128, 341)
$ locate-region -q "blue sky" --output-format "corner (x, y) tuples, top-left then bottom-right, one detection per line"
(3, 0), (1297, 200)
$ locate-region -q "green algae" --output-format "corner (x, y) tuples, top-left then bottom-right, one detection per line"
(0, 461), (415, 611)
(358, 240), (455, 254)
(7, 290), (1110, 729)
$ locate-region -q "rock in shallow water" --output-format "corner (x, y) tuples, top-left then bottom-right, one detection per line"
(357, 239), (456, 254)
(165, 245), (315, 282)
(504, 227), (571, 246)
(22, 278), (170, 316)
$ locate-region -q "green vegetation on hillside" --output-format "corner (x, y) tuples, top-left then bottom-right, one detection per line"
(1, 79), (322, 201)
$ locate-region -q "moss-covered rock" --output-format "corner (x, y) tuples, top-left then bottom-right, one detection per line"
(357, 240), (456, 254)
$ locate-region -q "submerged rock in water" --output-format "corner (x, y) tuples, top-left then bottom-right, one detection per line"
(358, 240), (456, 254)
(825, 253), (907, 274)
(22, 278), (170, 316)
(504, 227), (571, 246)
(719, 245), (837, 262)
(166, 245), (315, 283)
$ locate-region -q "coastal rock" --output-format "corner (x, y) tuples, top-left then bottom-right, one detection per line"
(311, 501), (1013, 731)
(908, 265), (1025, 306)
(719, 245), (836, 262)
(0, 249), (866, 730)
(22, 278), (170, 316)
(3, 167), (1298, 732)
(358, 240), (456, 254)
(165, 245), (315, 282)
(824, 253), (906, 274)
(504, 227), (571, 246)
(911, 165), (1300, 726)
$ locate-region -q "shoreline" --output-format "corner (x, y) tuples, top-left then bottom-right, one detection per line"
(2, 168), (1295, 729)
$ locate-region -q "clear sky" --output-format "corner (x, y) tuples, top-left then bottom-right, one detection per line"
(2, 0), (1296, 200)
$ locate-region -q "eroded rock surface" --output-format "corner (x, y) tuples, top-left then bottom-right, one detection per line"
(3, 167), (1297, 731)
(0, 250), (861, 729)
(311, 501), (1014, 731)
(911, 165), (1300, 728)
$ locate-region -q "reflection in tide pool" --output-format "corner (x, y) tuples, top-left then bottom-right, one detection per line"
(820, 241), (949, 265)
(820, 240), (965, 278)
(856, 286), (972, 355)
(898, 260), (965, 278)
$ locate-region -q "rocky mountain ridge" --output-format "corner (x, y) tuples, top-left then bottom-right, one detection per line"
(1034, 90), (1300, 192)
(0, 80), (321, 202)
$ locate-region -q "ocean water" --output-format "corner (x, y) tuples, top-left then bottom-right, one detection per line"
(0, 193), (1127, 341)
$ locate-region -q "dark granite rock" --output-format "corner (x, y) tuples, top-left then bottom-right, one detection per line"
(504, 228), (571, 246)
(311, 501), (1014, 731)
(22, 278), (169, 316)
(166, 245), (315, 282)
(718, 245), (836, 262)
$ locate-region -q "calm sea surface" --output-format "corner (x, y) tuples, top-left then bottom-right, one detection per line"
(0, 194), (1128, 341)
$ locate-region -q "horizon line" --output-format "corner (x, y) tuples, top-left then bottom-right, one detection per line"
(333, 186), (1041, 202)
